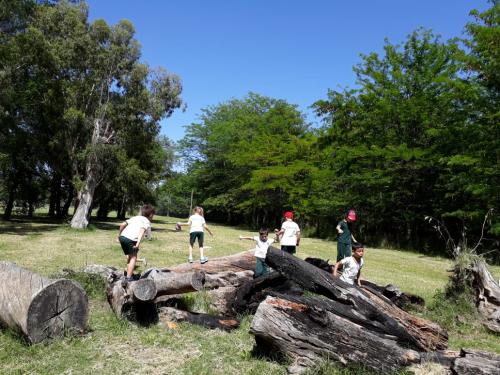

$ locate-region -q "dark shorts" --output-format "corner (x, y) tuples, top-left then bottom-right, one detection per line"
(189, 231), (204, 247)
(281, 245), (296, 254)
(337, 241), (351, 262)
(119, 236), (138, 256)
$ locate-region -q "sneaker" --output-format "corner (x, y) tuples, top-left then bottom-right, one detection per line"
(188, 256), (194, 263)
(200, 256), (208, 264)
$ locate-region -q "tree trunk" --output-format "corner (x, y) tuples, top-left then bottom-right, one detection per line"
(265, 247), (447, 351)
(0, 262), (88, 344)
(3, 188), (15, 220)
(145, 268), (205, 297)
(452, 348), (500, 375)
(61, 183), (74, 218)
(167, 251), (256, 274)
(250, 295), (421, 374)
(471, 260), (500, 333)
(70, 163), (98, 229)
(158, 307), (239, 331)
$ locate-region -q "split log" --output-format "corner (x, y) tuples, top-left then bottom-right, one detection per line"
(452, 348), (500, 375)
(471, 260), (500, 333)
(305, 257), (425, 308)
(158, 307), (239, 331)
(0, 262), (88, 344)
(204, 270), (254, 288)
(167, 251), (255, 274)
(232, 272), (302, 315)
(250, 295), (421, 374)
(143, 268), (205, 296)
(265, 247), (447, 351)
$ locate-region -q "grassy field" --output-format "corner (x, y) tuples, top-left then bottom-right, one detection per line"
(0, 213), (499, 374)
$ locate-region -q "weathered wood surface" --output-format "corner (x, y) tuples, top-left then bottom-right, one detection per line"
(471, 261), (500, 333)
(452, 348), (500, 375)
(204, 270), (254, 289)
(158, 307), (239, 331)
(304, 257), (425, 308)
(167, 251), (255, 274)
(143, 268), (205, 296)
(0, 262), (88, 344)
(250, 295), (421, 374)
(265, 247), (447, 351)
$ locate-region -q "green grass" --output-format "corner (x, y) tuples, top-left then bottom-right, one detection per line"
(0, 213), (499, 374)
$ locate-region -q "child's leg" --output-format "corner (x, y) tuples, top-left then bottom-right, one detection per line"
(126, 254), (137, 278)
(198, 232), (205, 258)
(254, 257), (264, 278)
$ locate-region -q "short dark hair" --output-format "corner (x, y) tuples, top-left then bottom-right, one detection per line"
(141, 204), (155, 219)
(352, 242), (364, 250)
(259, 228), (269, 235)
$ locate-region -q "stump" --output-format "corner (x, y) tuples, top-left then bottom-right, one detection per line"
(0, 262), (88, 344)
(471, 260), (500, 333)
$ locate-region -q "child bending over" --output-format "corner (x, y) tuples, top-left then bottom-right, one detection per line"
(333, 242), (364, 287)
(240, 228), (276, 278)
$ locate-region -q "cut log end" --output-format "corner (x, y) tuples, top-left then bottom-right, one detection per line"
(129, 279), (157, 301)
(27, 279), (88, 343)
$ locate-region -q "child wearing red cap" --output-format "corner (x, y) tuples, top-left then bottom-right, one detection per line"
(275, 211), (301, 254)
(336, 209), (358, 262)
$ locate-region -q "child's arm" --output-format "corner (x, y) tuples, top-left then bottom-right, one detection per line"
(133, 227), (146, 249)
(117, 222), (127, 241)
(239, 236), (253, 241)
(296, 230), (301, 246)
(351, 234), (357, 243)
(356, 270), (362, 287)
(274, 228), (284, 238)
(336, 224), (343, 234)
(332, 261), (342, 277)
(204, 224), (213, 236)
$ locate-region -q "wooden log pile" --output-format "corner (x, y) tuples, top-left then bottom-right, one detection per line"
(0, 262), (88, 344)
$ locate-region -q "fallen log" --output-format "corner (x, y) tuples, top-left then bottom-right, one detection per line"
(265, 247), (447, 351)
(452, 348), (500, 375)
(305, 257), (425, 309)
(143, 268), (205, 296)
(250, 295), (421, 374)
(158, 307), (239, 331)
(167, 251), (255, 274)
(0, 261), (88, 344)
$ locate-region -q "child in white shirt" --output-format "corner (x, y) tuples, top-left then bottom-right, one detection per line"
(333, 243), (365, 286)
(178, 206), (213, 264)
(240, 228), (276, 278)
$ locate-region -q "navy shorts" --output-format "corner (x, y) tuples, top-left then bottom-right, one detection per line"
(119, 236), (138, 256)
(189, 231), (204, 247)
(281, 245), (296, 254)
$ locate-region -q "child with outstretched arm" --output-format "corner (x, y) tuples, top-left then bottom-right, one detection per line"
(117, 204), (155, 283)
(177, 206), (213, 264)
(333, 242), (365, 287)
(240, 228), (276, 278)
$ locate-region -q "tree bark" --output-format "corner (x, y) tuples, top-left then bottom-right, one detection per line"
(70, 165), (98, 229)
(167, 251), (256, 274)
(265, 246), (447, 351)
(3, 187), (15, 220)
(144, 268), (205, 297)
(471, 260), (500, 333)
(451, 348), (500, 375)
(0, 262), (88, 344)
(250, 295), (421, 374)
(158, 307), (239, 331)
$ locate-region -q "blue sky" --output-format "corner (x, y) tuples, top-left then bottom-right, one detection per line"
(86, 0), (488, 142)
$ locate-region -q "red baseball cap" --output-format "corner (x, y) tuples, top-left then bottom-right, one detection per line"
(347, 209), (356, 221)
(284, 211), (294, 219)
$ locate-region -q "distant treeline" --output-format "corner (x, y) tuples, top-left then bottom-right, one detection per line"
(157, 3), (499, 258)
(1, 1), (498, 257)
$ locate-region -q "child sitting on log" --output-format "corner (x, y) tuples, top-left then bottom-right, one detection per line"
(117, 204), (155, 283)
(239, 228), (276, 278)
(333, 242), (364, 287)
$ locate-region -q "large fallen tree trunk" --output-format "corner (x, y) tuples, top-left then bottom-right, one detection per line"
(158, 307), (239, 331)
(167, 251), (255, 274)
(106, 269), (205, 321)
(265, 247), (447, 351)
(452, 348), (500, 375)
(0, 262), (88, 344)
(251, 295), (421, 374)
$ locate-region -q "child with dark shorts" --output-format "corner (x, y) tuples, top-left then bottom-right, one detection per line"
(118, 204), (155, 282)
(178, 206), (213, 264)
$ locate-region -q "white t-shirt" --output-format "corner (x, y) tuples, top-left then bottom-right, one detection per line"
(339, 256), (364, 285)
(253, 236), (275, 258)
(121, 216), (151, 241)
(188, 214), (206, 233)
(280, 220), (300, 246)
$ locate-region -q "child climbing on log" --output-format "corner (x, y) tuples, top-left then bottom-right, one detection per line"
(336, 209), (358, 261)
(177, 206), (213, 264)
(239, 228), (276, 278)
(275, 211), (301, 254)
(117, 204), (155, 282)
(333, 242), (364, 286)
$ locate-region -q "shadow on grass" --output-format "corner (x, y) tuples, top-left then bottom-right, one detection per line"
(0, 217), (60, 236)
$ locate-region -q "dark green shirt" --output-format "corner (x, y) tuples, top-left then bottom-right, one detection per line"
(337, 220), (351, 244)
